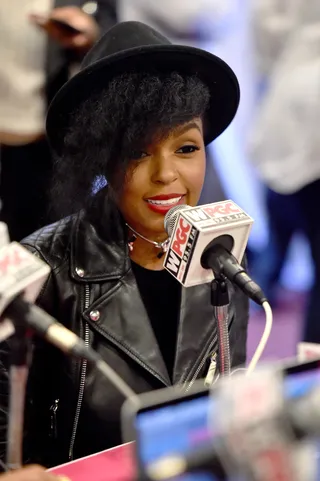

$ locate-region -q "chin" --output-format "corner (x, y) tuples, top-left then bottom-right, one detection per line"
(150, 223), (167, 235)
(142, 219), (167, 237)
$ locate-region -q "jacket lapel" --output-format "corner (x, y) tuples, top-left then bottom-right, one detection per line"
(82, 270), (171, 386)
(71, 210), (171, 386)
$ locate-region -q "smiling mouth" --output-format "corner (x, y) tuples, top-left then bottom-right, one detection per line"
(146, 196), (184, 206)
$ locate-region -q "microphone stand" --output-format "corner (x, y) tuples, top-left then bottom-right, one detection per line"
(6, 319), (33, 470)
(211, 277), (231, 377)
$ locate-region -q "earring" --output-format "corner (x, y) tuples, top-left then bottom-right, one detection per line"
(128, 234), (137, 252)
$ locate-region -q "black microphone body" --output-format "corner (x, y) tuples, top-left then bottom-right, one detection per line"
(201, 243), (267, 305)
(3, 296), (98, 362)
(2, 296), (137, 401)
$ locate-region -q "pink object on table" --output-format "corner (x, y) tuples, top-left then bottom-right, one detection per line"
(49, 442), (136, 481)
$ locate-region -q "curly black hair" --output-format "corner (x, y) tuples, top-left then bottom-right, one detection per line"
(50, 71), (210, 219)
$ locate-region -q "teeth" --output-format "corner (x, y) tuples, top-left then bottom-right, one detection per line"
(147, 197), (182, 206)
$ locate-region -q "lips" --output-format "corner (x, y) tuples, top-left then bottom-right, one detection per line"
(147, 196), (183, 206)
(145, 194), (186, 215)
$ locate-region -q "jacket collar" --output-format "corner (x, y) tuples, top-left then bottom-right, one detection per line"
(70, 194), (131, 282)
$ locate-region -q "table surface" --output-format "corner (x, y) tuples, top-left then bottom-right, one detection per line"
(49, 443), (135, 481)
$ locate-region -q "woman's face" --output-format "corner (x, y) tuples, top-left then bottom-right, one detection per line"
(117, 118), (206, 240)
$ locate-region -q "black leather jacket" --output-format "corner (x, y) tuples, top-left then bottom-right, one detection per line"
(0, 203), (249, 469)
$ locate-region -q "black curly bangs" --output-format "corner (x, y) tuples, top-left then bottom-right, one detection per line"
(50, 71), (210, 218)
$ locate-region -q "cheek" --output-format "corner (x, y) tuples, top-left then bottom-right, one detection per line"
(117, 165), (146, 214)
(186, 155), (206, 195)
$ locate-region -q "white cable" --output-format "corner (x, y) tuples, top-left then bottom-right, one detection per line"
(231, 368), (247, 376)
(246, 301), (273, 375)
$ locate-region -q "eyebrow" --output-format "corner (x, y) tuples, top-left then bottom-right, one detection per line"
(175, 122), (202, 136)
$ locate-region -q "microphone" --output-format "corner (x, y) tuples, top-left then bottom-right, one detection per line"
(146, 368), (319, 481)
(0, 239), (136, 397)
(163, 201), (266, 305)
(213, 369), (307, 481)
(3, 296), (136, 397)
(0, 180), (38, 469)
(0, 230), (51, 470)
(0, 239), (50, 343)
(0, 224), (136, 470)
(0, 240), (104, 361)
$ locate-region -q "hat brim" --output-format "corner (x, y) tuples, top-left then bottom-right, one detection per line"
(46, 44), (240, 154)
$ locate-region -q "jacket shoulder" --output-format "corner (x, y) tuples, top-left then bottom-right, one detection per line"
(21, 215), (78, 270)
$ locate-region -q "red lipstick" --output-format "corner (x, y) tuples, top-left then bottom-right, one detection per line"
(145, 194), (186, 215)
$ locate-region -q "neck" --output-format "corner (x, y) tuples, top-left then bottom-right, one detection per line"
(130, 239), (166, 270)
(126, 223), (170, 270)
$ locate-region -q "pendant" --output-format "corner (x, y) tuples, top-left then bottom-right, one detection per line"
(128, 235), (137, 252)
(156, 238), (170, 259)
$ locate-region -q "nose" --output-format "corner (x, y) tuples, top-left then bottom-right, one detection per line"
(150, 153), (178, 185)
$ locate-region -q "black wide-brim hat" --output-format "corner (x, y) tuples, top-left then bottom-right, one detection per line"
(46, 21), (240, 155)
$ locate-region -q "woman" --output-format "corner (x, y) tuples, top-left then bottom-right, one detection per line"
(0, 21), (248, 469)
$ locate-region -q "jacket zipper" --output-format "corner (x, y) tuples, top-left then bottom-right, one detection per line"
(68, 284), (90, 461)
(49, 399), (59, 439)
(204, 353), (217, 387)
(184, 333), (218, 393)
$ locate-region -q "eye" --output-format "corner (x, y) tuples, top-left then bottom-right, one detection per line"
(131, 150), (149, 160)
(176, 145), (200, 155)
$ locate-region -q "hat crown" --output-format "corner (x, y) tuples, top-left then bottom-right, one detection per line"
(82, 21), (172, 70)
(46, 21), (240, 155)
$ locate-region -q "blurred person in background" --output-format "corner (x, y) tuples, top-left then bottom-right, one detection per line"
(0, 0), (117, 241)
(249, 0), (320, 341)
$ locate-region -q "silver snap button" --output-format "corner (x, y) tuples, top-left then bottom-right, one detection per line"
(75, 267), (85, 278)
(90, 310), (100, 322)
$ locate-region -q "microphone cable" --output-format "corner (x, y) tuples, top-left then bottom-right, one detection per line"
(246, 301), (273, 375)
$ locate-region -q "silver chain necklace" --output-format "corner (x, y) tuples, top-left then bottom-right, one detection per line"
(126, 223), (170, 256)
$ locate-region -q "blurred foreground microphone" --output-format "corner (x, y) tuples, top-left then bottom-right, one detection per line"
(0, 228), (50, 343)
(0, 227), (135, 397)
(164, 201), (266, 305)
(0, 223), (135, 395)
(0, 237), (98, 361)
(0, 222), (135, 469)
(214, 369), (313, 481)
(146, 369), (318, 481)
(0, 226), (52, 470)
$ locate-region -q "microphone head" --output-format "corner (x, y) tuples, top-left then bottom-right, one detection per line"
(163, 200), (253, 287)
(164, 204), (189, 236)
